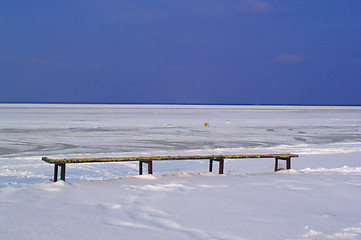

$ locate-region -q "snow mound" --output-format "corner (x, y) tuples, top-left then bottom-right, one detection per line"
(302, 166), (361, 174)
(130, 174), (158, 180)
(276, 169), (301, 174)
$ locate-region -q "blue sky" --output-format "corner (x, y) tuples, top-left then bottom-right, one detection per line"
(1, 0), (360, 105)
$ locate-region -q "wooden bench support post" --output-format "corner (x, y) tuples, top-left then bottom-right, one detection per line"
(275, 157), (291, 172)
(209, 158), (224, 174)
(275, 158), (279, 172)
(60, 163), (66, 181)
(53, 163), (66, 182)
(54, 164), (59, 182)
(148, 161), (153, 174)
(139, 161), (143, 175)
(286, 157), (291, 170)
(218, 158), (224, 174)
(139, 161), (153, 175)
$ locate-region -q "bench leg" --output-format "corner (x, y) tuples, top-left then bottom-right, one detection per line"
(275, 158), (279, 172)
(286, 157), (291, 169)
(219, 158), (224, 174)
(275, 157), (291, 171)
(148, 161), (153, 174)
(209, 158), (224, 174)
(60, 164), (66, 181)
(54, 164), (59, 182)
(139, 161), (153, 175)
(53, 163), (66, 182)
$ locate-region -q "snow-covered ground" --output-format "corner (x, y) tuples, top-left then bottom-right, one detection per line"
(1, 104), (361, 239)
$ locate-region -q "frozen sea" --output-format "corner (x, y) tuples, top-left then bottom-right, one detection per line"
(2, 104), (361, 240)
(1, 104), (361, 187)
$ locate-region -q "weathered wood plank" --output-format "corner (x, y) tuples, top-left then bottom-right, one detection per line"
(42, 154), (298, 164)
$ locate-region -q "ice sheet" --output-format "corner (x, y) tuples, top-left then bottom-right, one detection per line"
(1, 104), (360, 186)
(1, 105), (361, 240)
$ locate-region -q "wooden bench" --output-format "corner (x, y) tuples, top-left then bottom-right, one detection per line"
(42, 154), (298, 182)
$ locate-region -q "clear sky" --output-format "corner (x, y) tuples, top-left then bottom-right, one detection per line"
(1, 1), (360, 105)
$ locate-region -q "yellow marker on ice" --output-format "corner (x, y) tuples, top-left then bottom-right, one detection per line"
(204, 122), (209, 127)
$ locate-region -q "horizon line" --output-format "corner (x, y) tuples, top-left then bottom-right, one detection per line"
(0, 101), (360, 107)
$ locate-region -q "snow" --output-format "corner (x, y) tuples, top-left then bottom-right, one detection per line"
(1, 104), (361, 239)
(1, 169), (361, 239)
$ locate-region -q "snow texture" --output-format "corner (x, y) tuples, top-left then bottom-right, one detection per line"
(0, 104), (361, 239)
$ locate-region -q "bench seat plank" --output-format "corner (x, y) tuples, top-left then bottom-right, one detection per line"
(42, 154), (298, 164)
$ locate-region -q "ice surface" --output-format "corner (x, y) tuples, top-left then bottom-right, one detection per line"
(1, 104), (360, 158)
(1, 104), (361, 239)
(1, 104), (360, 186)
